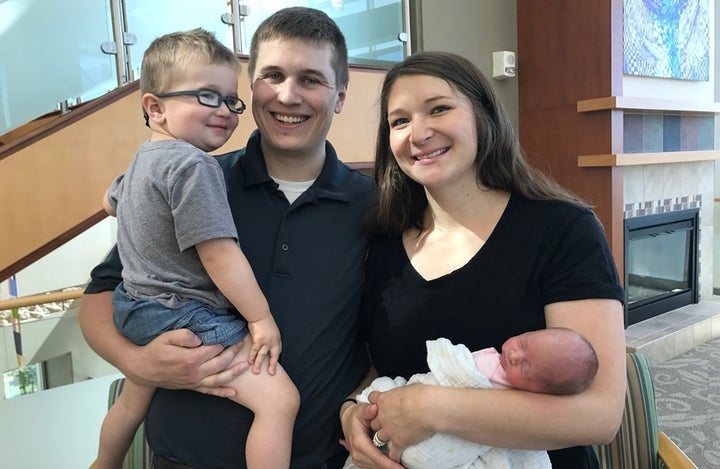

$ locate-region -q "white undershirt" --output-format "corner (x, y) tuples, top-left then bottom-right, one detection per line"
(272, 177), (315, 204)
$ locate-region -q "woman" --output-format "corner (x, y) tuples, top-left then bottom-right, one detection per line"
(339, 51), (626, 469)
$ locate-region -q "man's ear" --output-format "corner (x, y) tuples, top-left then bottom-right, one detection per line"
(334, 83), (347, 114)
(142, 93), (165, 124)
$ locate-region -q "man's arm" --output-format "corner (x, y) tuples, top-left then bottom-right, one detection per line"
(79, 253), (248, 394)
(102, 189), (116, 217)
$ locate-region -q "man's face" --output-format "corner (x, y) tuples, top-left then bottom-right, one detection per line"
(249, 38), (347, 160)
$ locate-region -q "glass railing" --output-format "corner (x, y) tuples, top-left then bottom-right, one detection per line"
(237, 0), (406, 65)
(0, 0), (116, 135)
(0, 0), (407, 137)
(124, 0), (234, 81)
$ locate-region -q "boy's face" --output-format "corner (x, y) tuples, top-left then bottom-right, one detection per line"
(249, 38), (347, 160)
(149, 63), (240, 153)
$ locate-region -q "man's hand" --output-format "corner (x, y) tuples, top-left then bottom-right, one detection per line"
(79, 290), (249, 398)
(127, 329), (248, 397)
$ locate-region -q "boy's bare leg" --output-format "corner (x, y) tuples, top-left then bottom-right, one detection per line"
(91, 380), (155, 469)
(229, 337), (300, 469)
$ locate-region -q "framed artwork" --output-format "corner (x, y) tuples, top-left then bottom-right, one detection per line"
(623, 0), (710, 81)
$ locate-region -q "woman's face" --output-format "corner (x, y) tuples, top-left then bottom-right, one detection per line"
(386, 74), (478, 190)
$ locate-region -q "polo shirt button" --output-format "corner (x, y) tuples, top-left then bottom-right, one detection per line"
(281, 243), (289, 251)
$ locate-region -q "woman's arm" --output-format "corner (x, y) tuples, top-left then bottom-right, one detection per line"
(79, 290), (248, 395)
(367, 298), (626, 462)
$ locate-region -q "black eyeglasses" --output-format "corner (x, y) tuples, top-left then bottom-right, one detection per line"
(154, 88), (246, 114)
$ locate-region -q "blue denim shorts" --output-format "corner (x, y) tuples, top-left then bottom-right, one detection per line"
(112, 283), (248, 347)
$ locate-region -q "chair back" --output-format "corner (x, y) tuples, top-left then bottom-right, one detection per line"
(594, 352), (660, 469)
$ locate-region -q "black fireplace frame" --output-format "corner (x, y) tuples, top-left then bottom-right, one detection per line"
(623, 208), (699, 326)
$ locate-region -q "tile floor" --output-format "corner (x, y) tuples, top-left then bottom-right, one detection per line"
(625, 296), (720, 365)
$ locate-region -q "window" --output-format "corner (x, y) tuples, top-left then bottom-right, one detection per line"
(237, 0), (406, 66)
(2, 363), (44, 399)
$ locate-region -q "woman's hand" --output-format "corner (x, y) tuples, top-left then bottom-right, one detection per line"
(368, 384), (435, 463)
(340, 401), (404, 469)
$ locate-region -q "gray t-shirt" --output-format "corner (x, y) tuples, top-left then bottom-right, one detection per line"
(108, 140), (238, 309)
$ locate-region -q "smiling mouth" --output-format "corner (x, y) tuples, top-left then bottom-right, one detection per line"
(273, 113), (308, 124)
(414, 147), (449, 160)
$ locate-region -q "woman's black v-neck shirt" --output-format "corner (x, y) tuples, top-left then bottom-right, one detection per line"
(362, 192), (624, 469)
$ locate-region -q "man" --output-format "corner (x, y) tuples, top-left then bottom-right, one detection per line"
(80, 7), (373, 468)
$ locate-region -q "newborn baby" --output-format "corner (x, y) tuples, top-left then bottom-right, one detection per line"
(345, 328), (598, 469)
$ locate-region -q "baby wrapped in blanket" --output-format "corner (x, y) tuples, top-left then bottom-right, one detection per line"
(344, 328), (598, 469)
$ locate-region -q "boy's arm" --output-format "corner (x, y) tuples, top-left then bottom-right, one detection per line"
(196, 238), (281, 374)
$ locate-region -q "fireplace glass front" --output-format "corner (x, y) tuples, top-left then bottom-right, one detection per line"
(624, 208), (699, 326)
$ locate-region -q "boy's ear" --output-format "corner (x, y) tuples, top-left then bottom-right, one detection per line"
(142, 93), (165, 124)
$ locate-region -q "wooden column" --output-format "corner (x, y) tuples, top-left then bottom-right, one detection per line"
(517, 0), (626, 275)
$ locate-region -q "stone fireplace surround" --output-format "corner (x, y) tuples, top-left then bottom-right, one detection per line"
(623, 179), (709, 298)
(620, 113), (719, 364)
(621, 108), (716, 301)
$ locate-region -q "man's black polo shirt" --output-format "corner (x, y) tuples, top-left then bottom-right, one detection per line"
(86, 130), (374, 468)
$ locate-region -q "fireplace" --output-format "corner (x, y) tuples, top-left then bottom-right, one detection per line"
(624, 208), (700, 326)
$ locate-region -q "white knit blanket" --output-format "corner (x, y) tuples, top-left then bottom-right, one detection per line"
(344, 338), (552, 469)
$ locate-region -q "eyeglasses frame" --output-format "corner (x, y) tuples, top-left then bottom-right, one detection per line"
(153, 88), (246, 114)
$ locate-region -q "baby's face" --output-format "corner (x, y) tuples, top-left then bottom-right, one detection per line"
(500, 331), (557, 393)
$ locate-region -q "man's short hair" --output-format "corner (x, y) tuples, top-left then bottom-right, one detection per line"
(247, 7), (349, 88)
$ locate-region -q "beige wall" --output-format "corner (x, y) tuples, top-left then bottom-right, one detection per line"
(419, 0), (519, 129)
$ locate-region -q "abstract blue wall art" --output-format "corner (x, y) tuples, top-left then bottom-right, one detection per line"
(624, 0), (710, 81)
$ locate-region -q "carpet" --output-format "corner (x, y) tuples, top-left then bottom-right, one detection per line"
(652, 336), (720, 469)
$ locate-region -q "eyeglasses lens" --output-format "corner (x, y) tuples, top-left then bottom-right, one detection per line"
(197, 90), (221, 107)
(195, 90), (244, 114)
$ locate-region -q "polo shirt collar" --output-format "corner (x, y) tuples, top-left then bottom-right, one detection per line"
(238, 130), (273, 188)
(239, 130), (352, 203)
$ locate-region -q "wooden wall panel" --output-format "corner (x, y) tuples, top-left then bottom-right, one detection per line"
(517, 0), (625, 273)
